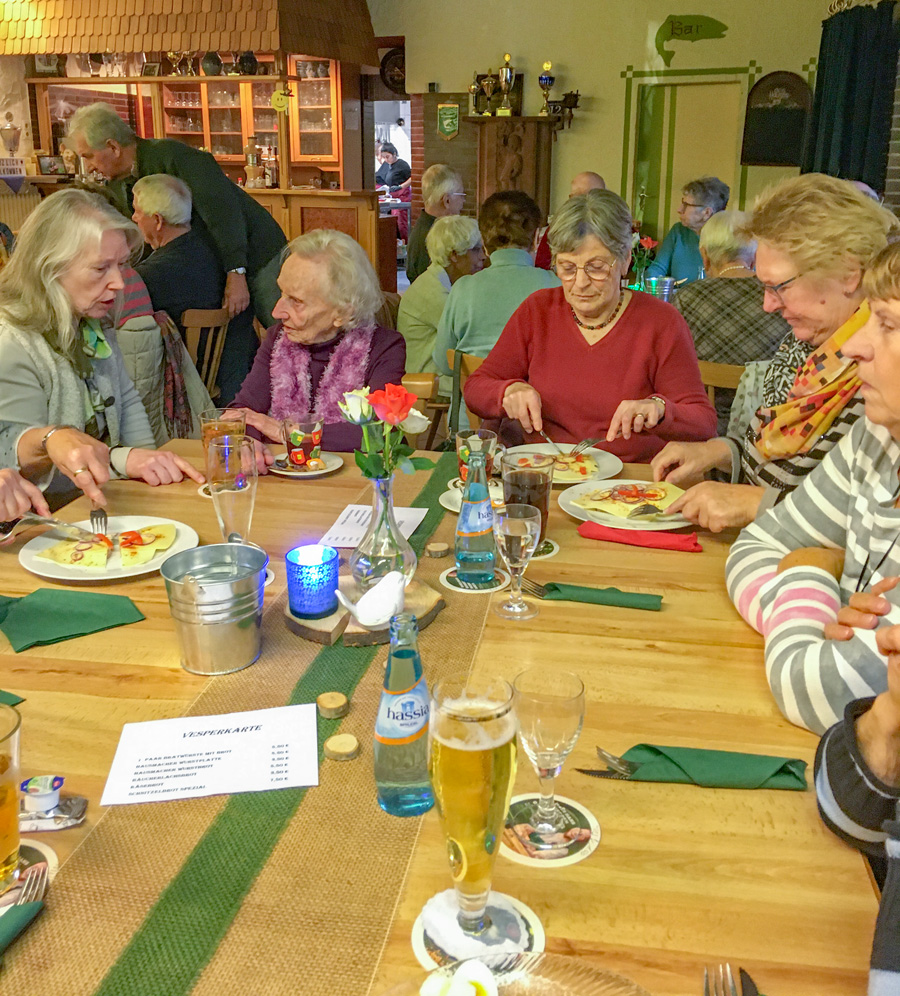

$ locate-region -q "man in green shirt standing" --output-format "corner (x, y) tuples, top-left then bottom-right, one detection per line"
(66, 103), (286, 328)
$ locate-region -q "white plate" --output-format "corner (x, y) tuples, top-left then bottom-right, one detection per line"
(19, 515), (199, 582)
(504, 443), (624, 484)
(439, 480), (505, 514)
(269, 452), (344, 479)
(557, 479), (691, 531)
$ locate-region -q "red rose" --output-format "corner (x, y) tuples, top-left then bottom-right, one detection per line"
(367, 383), (417, 425)
(639, 236), (658, 250)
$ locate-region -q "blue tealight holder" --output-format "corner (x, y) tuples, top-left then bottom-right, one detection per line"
(285, 544), (340, 619)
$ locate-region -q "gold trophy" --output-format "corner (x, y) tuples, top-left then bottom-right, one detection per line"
(468, 72), (481, 116)
(481, 69), (498, 117)
(497, 54), (514, 116)
(538, 61), (555, 116)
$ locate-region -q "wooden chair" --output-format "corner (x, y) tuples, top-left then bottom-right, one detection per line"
(181, 308), (230, 399)
(375, 291), (402, 331)
(698, 360), (745, 408)
(446, 349), (484, 431)
(401, 372), (441, 449)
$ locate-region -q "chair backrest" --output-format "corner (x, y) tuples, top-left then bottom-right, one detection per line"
(698, 360), (745, 405)
(375, 291), (402, 331)
(447, 349), (484, 431)
(181, 308), (230, 398)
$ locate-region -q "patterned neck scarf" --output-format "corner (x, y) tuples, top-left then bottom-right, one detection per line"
(755, 302), (868, 461)
(78, 318), (114, 441)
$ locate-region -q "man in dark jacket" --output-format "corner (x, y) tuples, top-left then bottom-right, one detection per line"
(66, 102), (286, 328)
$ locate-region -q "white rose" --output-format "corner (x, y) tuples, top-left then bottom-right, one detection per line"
(399, 408), (430, 434)
(338, 388), (373, 424)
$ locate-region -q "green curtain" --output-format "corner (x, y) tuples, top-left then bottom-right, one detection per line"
(802, 0), (900, 192)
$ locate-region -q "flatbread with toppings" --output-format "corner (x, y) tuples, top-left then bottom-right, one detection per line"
(573, 481), (683, 518)
(550, 452), (599, 482)
(119, 524), (177, 567)
(37, 536), (111, 569)
(36, 524), (176, 570)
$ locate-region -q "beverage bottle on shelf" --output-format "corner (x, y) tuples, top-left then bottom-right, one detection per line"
(455, 448), (495, 583)
(373, 613), (434, 817)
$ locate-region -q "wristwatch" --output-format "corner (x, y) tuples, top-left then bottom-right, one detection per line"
(229, 267), (247, 275)
(649, 395), (667, 421)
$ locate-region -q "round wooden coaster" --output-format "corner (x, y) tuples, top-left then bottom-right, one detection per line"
(316, 691), (349, 719)
(323, 734), (359, 760)
(425, 541), (450, 558)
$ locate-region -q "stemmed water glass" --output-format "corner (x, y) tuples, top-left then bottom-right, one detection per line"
(206, 434), (258, 543)
(492, 504), (540, 620)
(513, 667), (585, 834)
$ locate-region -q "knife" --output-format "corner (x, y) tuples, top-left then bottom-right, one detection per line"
(575, 767), (632, 780)
(739, 968), (761, 996)
(0, 513), (99, 543)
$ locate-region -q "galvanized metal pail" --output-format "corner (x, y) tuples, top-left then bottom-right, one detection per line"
(160, 543), (269, 675)
(643, 276), (677, 301)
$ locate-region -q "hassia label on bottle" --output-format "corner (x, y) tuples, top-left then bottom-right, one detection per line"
(457, 498), (493, 538)
(374, 677), (430, 745)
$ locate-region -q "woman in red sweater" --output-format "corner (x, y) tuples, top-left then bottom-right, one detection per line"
(463, 190), (717, 463)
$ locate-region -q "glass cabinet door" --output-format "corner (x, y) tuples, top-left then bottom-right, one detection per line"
(162, 82), (204, 148)
(250, 80), (280, 158)
(205, 80), (244, 159)
(290, 57), (338, 162)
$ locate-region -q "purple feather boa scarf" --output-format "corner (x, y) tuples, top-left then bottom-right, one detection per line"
(269, 324), (374, 422)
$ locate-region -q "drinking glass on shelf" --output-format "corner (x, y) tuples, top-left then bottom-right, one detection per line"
(282, 412), (324, 469)
(456, 428), (498, 483)
(207, 434), (258, 543)
(492, 504), (540, 620)
(428, 674), (517, 936)
(200, 407), (246, 453)
(513, 667), (585, 834)
(500, 451), (554, 544)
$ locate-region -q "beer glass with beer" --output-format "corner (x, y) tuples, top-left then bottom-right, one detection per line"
(428, 675), (517, 936)
(200, 407), (246, 453)
(0, 705), (21, 893)
(206, 434), (258, 543)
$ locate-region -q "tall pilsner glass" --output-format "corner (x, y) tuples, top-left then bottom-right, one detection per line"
(428, 675), (517, 935)
(207, 434), (258, 543)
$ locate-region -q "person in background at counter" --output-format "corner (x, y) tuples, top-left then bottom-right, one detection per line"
(132, 174), (257, 404)
(405, 165), (466, 285)
(66, 102), (287, 328)
(535, 171), (606, 271)
(229, 229), (405, 452)
(646, 176), (730, 285)
(374, 142), (411, 194)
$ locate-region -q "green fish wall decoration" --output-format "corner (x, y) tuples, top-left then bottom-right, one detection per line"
(655, 14), (729, 66)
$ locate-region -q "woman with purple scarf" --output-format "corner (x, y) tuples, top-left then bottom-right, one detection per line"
(230, 229), (405, 451)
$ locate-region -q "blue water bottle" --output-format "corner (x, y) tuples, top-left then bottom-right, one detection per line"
(373, 612), (434, 817)
(455, 448), (495, 583)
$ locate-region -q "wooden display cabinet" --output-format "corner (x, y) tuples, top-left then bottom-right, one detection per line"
(287, 56), (341, 165)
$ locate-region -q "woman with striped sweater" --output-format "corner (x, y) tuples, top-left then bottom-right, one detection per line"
(726, 242), (900, 734)
(653, 174), (898, 533)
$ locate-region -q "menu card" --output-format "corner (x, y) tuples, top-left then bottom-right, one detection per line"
(320, 504), (427, 548)
(100, 704), (319, 806)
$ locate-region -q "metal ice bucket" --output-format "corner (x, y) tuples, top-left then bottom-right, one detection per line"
(160, 543), (269, 675)
(643, 276), (677, 301)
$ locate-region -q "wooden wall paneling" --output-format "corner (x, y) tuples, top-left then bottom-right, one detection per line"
(299, 205), (359, 240)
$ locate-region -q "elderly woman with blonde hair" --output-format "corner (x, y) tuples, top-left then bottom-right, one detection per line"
(398, 215), (485, 391)
(230, 229), (406, 452)
(0, 187), (204, 508)
(654, 173), (899, 531)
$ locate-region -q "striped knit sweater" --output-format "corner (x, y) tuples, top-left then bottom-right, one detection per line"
(726, 416), (900, 734)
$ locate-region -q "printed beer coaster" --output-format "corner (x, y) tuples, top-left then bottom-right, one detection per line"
(439, 568), (510, 594)
(412, 888), (545, 970)
(198, 483), (212, 499)
(499, 794), (601, 867)
(531, 538), (560, 560)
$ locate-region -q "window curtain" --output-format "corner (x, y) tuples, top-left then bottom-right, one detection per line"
(802, 0), (900, 192)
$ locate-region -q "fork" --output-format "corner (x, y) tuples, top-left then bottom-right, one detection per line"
(90, 506), (108, 537)
(571, 437), (601, 456)
(16, 862), (49, 905)
(519, 577), (547, 599)
(704, 963), (739, 996)
(596, 746), (641, 776)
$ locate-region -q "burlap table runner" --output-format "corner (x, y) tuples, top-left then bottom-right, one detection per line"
(3, 453), (492, 995)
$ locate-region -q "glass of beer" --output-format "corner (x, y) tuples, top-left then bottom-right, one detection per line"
(282, 412), (324, 469)
(0, 705), (21, 893)
(428, 674), (517, 935)
(500, 452), (555, 544)
(456, 429), (498, 484)
(207, 434), (258, 543)
(200, 407), (246, 453)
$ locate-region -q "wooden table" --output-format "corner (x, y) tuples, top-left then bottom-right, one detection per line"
(0, 443), (876, 995)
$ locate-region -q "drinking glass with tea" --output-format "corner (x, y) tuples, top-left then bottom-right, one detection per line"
(500, 451), (555, 545)
(282, 412), (324, 470)
(456, 429), (498, 484)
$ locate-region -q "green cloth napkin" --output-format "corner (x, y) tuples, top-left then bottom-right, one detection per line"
(0, 589), (145, 653)
(0, 690), (23, 707)
(541, 583), (663, 612)
(622, 744), (807, 790)
(0, 901), (43, 959)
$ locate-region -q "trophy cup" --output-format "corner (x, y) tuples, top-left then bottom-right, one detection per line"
(1, 113), (21, 156)
(497, 54), (514, 116)
(481, 69), (498, 117)
(538, 61), (555, 116)
(468, 72), (481, 116)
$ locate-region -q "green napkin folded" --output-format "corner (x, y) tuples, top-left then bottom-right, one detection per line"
(0, 690), (23, 707)
(622, 744), (807, 790)
(0, 901), (43, 959)
(541, 583), (663, 612)
(0, 589), (145, 653)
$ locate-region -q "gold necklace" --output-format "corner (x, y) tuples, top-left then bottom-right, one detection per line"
(570, 292), (625, 331)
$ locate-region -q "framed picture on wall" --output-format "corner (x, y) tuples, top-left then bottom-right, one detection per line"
(28, 55), (62, 77)
(38, 155), (67, 175)
(141, 63), (161, 77)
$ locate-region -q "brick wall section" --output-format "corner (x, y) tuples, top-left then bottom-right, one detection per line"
(416, 92), (478, 222)
(885, 49), (900, 213)
(410, 94), (424, 224)
(45, 86), (136, 155)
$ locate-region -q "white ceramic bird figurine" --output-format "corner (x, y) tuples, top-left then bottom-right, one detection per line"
(336, 571), (406, 629)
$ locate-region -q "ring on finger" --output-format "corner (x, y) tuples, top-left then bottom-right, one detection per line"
(71, 466), (90, 476)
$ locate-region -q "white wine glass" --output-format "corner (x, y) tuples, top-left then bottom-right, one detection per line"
(513, 667), (585, 834)
(492, 504), (540, 620)
(207, 434), (258, 543)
